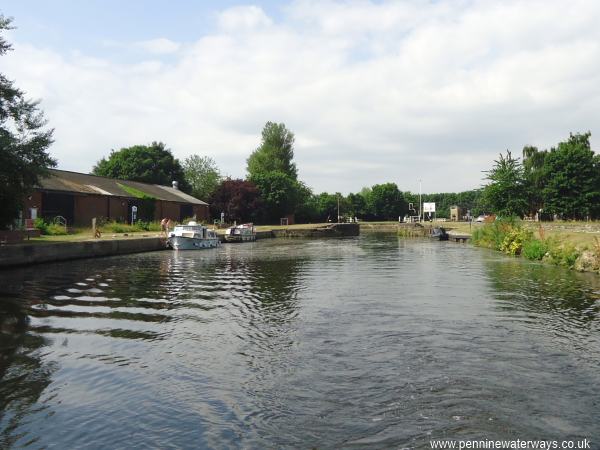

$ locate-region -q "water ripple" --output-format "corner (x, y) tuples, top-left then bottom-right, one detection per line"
(0, 236), (599, 448)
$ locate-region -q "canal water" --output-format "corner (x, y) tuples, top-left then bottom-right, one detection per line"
(0, 235), (599, 449)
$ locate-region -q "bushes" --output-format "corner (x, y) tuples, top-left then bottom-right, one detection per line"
(134, 221), (162, 232)
(473, 219), (583, 269)
(546, 242), (580, 268)
(499, 227), (532, 255)
(33, 217), (48, 234)
(101, 222), (132, 233)
(522, 239), (548, 260)
(46, 223), (68, 235)
(33, 218), (68, 235)
(472, 217), (521, 252)
(100, 220), (162, 233)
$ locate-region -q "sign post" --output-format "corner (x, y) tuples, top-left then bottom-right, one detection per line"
(423, 202), (436, 221)
(131, 206), (138, 225)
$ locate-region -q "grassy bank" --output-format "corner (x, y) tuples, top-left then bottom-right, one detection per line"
(25, 220), (165, 244)
(471, 219), (600, 273)
(22, 221), (337, 243)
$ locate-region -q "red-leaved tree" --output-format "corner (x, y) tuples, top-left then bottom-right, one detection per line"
(209, 178), (263, 224)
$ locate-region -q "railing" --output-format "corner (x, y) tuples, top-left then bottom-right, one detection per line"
(53, 215), (68, 232)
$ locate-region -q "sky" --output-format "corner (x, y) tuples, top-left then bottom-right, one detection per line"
(2, 0), (600, 194)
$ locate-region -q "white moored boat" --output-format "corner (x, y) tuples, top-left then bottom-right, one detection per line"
(167, 221), (220, 250)
(224, 223), (256, 242)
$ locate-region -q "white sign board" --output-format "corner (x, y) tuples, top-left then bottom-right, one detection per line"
(423, 202), (436, 213)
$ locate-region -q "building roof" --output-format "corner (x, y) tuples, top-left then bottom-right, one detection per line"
(38, 169), (208, 205)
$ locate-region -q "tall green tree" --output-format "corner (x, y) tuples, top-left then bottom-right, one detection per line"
(367, 183), (407, 220)
(347, 192), (367, 218)
(0, 16), (55, 228)
(92, 141), (189, 191)
(312, 192), (350, 222)
(251, 171), (302, 223)
(246, 122), (304, 222)
(294, 182), (318, 223)
(183, 155), (221, 201)
(542, 132), (600, 219)
(522, 145), (547, 216)
(247, 122), (297, 180)
(481, 151), (528, 217)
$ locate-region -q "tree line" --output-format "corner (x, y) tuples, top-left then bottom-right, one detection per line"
(90, 128), (600, 224)
(91, 121), (483, 224)
(481, 132), (600, 220)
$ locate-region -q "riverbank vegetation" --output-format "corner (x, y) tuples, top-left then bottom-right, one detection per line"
(472, 219), (600, 273)
(468, 132), (600, 273)
(480, 132), (600, 220)
(31, 219), (164, 237)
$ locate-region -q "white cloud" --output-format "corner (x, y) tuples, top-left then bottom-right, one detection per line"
(4, 0), (600, 194)
(134, 38), (181, 54)
(217, 5), (273, 31)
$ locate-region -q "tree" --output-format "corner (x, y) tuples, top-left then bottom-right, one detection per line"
(522, 145), (548, 216)
(314, 192), (337, 222)
(250, 171), (302, 223)
(0, 16), (55, 228)
(542, 132), (600, 219)
(347, 192), (367, 218)
(481, 151), (528, 217)
(366, 183), (407, 220)
(247, 122), (297, 180)
(92, 142), (189, 191)
(209, 178), (262, 224)
(294, 182), (318, 223)
(183, 155), (221, 201)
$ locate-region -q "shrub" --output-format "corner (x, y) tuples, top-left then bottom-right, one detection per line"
(46, 223), (68, 235)
(499, 227), (532, 255)
(544, 240), (581, 268)
(101, 221), (132, 233)
(32, 218), (68, 235)
(100, 221), (163, 233)
(522, 239), (548, 260)
(33, 217), (48, 234)
(132, 221), (147, 232)
(133, 221), (162, 232)
(557, 244), (580, 268)
(472, 217), (523, 252)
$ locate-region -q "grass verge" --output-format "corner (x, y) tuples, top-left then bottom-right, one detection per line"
(472, 218), (600, 273)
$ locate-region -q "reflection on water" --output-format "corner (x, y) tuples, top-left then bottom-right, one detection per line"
(0, 237), (599, 448)
(486, 257), (600, 325)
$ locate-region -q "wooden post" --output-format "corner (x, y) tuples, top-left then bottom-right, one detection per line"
(92, 218), (96, 238)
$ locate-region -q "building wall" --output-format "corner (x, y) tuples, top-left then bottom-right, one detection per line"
(74, 195), (109, 226)
(154, 201), (209, 223)
(109, 197), (128, 222)
(23, 192), (43, 220)
(450, 207), (463, 221)
(155, 201), (181, 222)
(25, 189), (208, 226)
(194, 204), (210, 222)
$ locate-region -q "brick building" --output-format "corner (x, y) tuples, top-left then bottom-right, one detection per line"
(23, 169), (210, 226)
